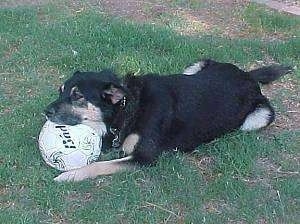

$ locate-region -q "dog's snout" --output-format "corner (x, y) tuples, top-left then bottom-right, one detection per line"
(44, 107), (56, 117)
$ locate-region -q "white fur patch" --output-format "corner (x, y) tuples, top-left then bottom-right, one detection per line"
(60, 84), (65, 92)
(183, 61), (206, 75)
(240, 107), (272, 131)
(74, 102), (107, 134)
(122, 133), (140, 155)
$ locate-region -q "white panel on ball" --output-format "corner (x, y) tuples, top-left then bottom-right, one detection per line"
(38, 120), (102, 171)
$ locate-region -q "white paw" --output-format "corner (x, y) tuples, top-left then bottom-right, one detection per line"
(54, 169), (90, 182)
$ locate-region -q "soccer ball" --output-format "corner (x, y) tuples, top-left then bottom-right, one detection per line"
(38, 120), (102, 171)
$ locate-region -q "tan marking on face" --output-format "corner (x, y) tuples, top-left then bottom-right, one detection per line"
(72, 102), (102, 121)
(104, 85), (125, 104)
(122, 133), (140, 155)
(72, 102), (107, 134)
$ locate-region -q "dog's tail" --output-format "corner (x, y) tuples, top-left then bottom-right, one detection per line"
(248, 65), (292, 84)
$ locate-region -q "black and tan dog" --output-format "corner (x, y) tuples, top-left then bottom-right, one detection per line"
(45, 59), (291, 182)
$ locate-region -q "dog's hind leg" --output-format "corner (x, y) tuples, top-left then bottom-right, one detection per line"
(54, 156), (135, 182)
(240, 98), (275, 131)
(183, 59), (216, 75)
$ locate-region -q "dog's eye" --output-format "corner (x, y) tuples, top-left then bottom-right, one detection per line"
(101, 93), (112, 102)
(101, 93), (113, 105)
(102, 93), (112, 100)
(71, 90), (84, 100)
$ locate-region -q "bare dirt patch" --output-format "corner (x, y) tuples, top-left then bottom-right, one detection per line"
(2, 43), (21, 62)
(98, 0), (252, 38)
(255, 157), (299, 181)
(203, 199), (234, 215)
(0, 185), (9, 196)
(100, 0), (156, 21)
(252, 0), (300, 15)
(262, 78), (300, 132)
(186, 154), (216, 182)
(97, 0), (297, 39)
(0, 0), (49, 7)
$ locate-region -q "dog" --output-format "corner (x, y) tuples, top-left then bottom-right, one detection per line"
(45, 59), (291, 182)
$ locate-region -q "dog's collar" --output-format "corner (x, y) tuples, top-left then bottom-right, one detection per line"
(110, 127), (120, 148)
(109, 97), (126, 148)
(120, 96), (126, 108)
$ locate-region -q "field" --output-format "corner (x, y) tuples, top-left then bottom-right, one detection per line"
(0, 0), (299, 223)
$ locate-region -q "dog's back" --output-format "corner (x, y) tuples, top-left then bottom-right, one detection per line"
(130, 63), (265, 151)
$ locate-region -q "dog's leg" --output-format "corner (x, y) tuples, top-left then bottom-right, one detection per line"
(240, 96), (275, 132)
(183, 61), (207, 75)
(122, 133), (140, 155)
(240, 107), (274, 131)
(54, 156), (134, 182)
(183, 59), (216, 75)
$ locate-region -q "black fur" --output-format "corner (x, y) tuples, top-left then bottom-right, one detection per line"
(45, 59), (291, 168)
(109, 60), (291, 165)
(248, 65), (292, 84)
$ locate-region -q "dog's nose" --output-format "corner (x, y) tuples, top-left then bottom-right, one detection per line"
(44, 107), (56, 118)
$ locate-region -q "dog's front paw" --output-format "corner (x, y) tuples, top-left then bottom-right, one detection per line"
(54, 169), (90, 182)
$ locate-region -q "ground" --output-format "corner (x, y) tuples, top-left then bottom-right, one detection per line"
(0, 0), (299, 223)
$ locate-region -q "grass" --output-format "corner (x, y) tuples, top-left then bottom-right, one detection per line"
(244, 4), (300, 37)
(0, 2), (299, 223)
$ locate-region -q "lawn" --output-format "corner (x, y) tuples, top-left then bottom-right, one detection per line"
(0, 1), (299, 223)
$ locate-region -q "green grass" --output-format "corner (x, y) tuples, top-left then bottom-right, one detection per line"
(244, 3), (300, 36)
(0, 3), (299, 223)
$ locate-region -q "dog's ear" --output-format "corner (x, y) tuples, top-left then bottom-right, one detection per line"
(102, 84), (125, 104)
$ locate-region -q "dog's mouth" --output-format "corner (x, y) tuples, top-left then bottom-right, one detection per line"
(43, 110), (108, 135)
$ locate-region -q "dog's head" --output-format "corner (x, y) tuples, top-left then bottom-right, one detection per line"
(45, 70), (126, 134)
